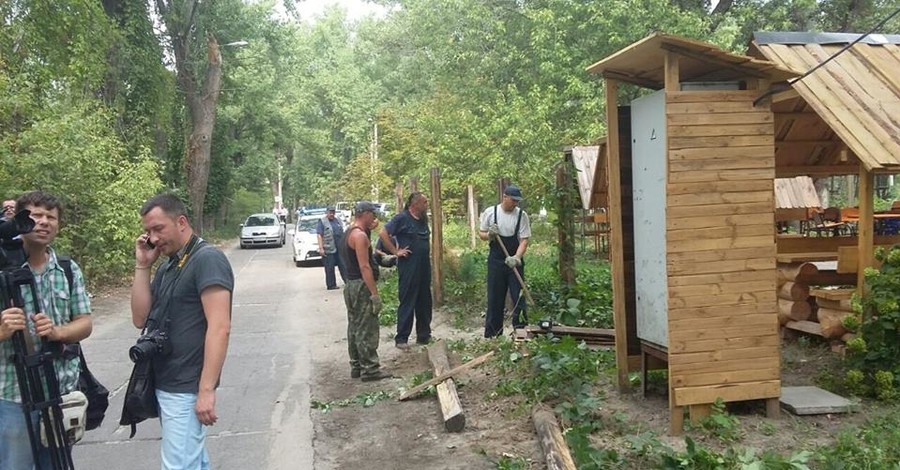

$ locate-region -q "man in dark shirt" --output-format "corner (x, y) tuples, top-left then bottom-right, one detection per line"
(378, 192), (432, 349)
(131, 193), (234, 469)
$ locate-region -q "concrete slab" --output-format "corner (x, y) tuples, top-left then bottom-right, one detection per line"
(780, 386), (856, 415)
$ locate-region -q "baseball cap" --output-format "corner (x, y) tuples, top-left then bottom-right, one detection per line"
(326, 206), (336, 212)
(504, 185), (523, 201)
(355, 201), (378, 215)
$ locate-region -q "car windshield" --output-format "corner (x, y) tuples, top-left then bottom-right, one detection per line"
(246, 216), (277, 227)
(297, 219), (318, 233)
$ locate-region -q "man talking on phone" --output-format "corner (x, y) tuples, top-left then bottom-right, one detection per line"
(131, 193), (234, 470)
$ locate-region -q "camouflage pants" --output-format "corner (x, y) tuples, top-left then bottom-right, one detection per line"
(343, 279), (381, 375)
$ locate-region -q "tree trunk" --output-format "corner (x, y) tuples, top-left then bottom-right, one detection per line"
(161, 0), (222, 234)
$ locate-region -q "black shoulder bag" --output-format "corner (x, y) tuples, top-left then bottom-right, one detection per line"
(58, 255), (110, 431)
(120, 237), (205, 438)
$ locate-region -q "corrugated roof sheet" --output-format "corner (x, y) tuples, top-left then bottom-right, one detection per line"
(586, 32), (797, 88)
(753, 32), (900, 171)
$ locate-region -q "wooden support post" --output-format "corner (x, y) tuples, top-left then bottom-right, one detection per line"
(395, 183), (404, 217)
(689, 404), (711, 424)
(669, 405), (684, 436)
(426, 340), (465, 432)
(766, 397), (781, 419)
(467, 185), (477, 249)
(606, 79), (629, 393)
(857, 167), (874, 303)
(558, 152), (576, 288)
(532, 404), (577, 470)
(430, 168), (444, 307)
(498, 177), (510, 203)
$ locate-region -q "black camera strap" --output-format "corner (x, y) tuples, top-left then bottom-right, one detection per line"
(143, 235), (204, 335)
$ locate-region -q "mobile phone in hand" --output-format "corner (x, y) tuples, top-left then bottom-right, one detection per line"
(145, 234), (155, 249)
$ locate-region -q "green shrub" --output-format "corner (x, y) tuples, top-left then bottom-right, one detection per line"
(845, 246), (900, 400)
(816, 409), (900, 468)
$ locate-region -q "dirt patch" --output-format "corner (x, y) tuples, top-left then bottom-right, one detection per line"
(310, 306), (882, 469)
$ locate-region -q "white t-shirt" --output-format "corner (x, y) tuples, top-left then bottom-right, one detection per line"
(480, 204), (531, 240)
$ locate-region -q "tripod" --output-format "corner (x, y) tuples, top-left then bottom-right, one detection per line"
(2, 267), (75, 470)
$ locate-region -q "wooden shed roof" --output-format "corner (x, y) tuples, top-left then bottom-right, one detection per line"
(774, 176), (821, 209)
(570, 144), (608, 210)
(752, 32), (900, 173)
(586, 32), (797, 88)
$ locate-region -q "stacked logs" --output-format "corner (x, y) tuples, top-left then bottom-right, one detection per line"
(777, 262), (855, 340)
(776, 262), (814, 325)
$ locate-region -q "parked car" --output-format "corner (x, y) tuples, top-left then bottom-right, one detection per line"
(291, 215), (323, 266)
(240, 213), (285, 249)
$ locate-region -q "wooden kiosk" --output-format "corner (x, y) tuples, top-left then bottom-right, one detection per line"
(587, 33), (798, 434)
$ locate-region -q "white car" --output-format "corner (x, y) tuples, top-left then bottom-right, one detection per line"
(239, 213), (285, 249)
(292, 216), (324, 267)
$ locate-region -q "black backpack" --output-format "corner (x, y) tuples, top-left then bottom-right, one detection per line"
(58, 256), (109, 431)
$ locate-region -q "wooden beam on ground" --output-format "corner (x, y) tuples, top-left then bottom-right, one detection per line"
(430, 168), (444, 306)
(532, 404), (577, 470)
(426, 340), (465, 432)
(398, 351), (494, 401)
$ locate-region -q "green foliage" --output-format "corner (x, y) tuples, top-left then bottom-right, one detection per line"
(566, 423), (625, 469)
(493, 335), (611, 425)
(310, 390), (394, 412)
(686, 399), (743, 443)
(816, 409), (900, 469)
(493, 455), (529, 470)
(377, 268), (400, 326)
(845, 246), (900, 399)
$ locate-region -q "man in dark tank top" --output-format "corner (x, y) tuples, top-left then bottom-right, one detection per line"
(338, 201), (394, 382)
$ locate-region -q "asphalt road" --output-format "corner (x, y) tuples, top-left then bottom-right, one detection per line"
(72, 242), (333, 470)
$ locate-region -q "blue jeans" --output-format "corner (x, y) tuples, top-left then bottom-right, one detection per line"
(0, 398), (52, 470)
(323, 251), (347, 289)
(156, 390), (210, 470)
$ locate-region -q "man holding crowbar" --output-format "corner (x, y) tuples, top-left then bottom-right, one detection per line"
(478, 185), (533, 338)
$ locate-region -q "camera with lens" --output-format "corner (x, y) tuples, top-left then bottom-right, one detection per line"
(129, 329), (171, 363)
(0, 209), (35, 270)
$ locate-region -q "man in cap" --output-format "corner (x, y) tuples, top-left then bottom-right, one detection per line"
(317, 206), (347, 290)
(338, 202), (392, 381)
(478, 185), (531, 337)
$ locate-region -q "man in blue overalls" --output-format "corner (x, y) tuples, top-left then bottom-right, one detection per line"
(378, 192), (433, 348)
(479, 185), (532, 338)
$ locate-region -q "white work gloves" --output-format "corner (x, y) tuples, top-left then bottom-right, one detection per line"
(504, 256), (521, 268)
(488, 223), (500, 238)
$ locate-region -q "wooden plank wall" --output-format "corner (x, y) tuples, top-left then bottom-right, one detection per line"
(665, 90), (781, 406)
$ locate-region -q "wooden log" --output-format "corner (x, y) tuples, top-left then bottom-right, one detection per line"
(797, 270), (857, 286)
(777, 281), (810, 302)
(818, 307), (850, 339)
(426, 340), (465, 432)
(532, 404), (577, 470)
(778, 299), (812, 325)
(398, 351), (494, 401)
(784, 320), (823, 336)
(777, 262), (819, 286)
(815, 298), (852, 312)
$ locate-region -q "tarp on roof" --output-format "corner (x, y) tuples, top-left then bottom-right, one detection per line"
(571, 144), (608, 210)
(753, 32), (900, 172)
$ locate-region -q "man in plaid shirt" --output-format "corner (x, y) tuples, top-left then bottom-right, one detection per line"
(0, 190), (93, 469)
